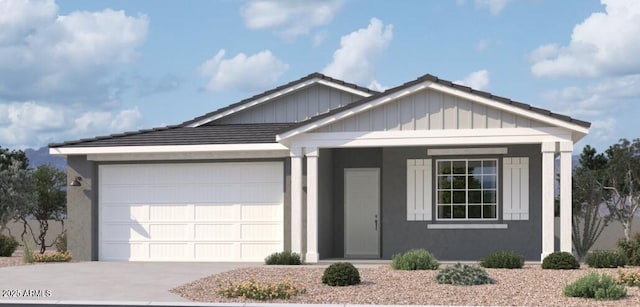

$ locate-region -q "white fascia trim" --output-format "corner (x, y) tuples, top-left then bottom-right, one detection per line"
(188, 78), (320, 127)
(289, 128), (572, 149)
(87, 150), (289, 161)
(49, 143), (289, 156)
(315, 79), (373, 97)
(427, 147), (508, 156)
(277, 81), (429, 141)
(426, 82), (589, 135)
(427, 224), (508, 229)
(277, 79), (589, 141)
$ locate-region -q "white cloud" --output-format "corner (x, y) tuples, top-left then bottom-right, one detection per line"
(368, 80), (387, 92)
(0, 2), (148, 104)
(529, 44), (559, 62)
(198, 49), (289, 92)
(531, 0), (640, 78)
(0, 101), (142, 148)
(541, 74), (640, 117)
(313, 31), (327, 46)
(322, 18), (393, 86)
(475, 0), (511, 15)
(475, 39), (490, 51)
(590, 117), (617, 141)
(454, 70), (490, 90)
(241, 0), (343, 38)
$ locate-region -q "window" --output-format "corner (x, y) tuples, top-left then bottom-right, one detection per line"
(436, 159), (498, 220)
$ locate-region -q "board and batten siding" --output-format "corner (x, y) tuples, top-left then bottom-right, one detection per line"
(216, 84), (363, 124)
(315, 89), (547, 132)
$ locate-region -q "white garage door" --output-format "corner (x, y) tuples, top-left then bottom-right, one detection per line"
(99, 162), (284, 261)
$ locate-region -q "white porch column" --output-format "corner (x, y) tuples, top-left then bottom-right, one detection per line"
(305, 147), (319, 263)
(290, 147), (303, 255)
(559, 141), (573, 253)
(541, 142), (556, 260)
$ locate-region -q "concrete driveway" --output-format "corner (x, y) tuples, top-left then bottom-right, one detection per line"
(0, 261), (255, 303)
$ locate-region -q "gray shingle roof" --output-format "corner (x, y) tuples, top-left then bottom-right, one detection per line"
(49, 123), (292, 148)
(278, 73), (591, 135)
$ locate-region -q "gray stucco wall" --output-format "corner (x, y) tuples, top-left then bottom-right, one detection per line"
(380, 144), (542, 261)
(66, 155), (98, 261)
(317, 149), (334, 258)
(316, 144), (543, 261)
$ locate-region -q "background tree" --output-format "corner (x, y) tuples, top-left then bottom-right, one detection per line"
(602, 139), (640, 240)
(0, 145), (34, 236)
(572, 145), (609, 260)
(20, 164), (66, 254)
(0, 159), (36, 235)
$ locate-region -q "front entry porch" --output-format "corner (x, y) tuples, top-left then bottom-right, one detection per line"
(289, 142), (573, 263)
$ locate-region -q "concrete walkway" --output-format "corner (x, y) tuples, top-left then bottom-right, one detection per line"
(0, 262), (254, 302)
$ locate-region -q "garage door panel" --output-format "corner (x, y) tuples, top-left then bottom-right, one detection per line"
(241, 224), (282, 241)
(194, 224), (239, 240)
(102, 243), (146, 260)
(149, 205), (193, 221)
(149, 243), (188, 259)
(241, 203), (282, 221)
(148, 224), (191, 240)
(102, 205), (149, 222)
(100, 162), (284, 261)
(102, 224), (150, 241)
(241, 243), (281, 261)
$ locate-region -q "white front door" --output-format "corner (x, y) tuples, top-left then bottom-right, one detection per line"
(344, 168), (380, 258)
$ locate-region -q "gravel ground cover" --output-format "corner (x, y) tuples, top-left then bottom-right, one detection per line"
(171, 264), (640, 306)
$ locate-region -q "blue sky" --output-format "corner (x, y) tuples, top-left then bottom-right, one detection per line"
(1, 0), (638, 152)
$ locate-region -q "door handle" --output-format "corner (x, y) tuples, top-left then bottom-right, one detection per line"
(374, 214), (378, 231)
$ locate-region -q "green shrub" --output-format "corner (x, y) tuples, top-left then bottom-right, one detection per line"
(564, 272), (626, 300)
(542, 252), (580, 270)
(616, 269), (640, 287)
(435, 263), (493, 286)
(391, 249), (439, 270)
(321, 262), (361, 286)
(264, 251), (301, 265)
(586, 250), (627, 268)
(33, 251), (72, 262)
(480, 251), (524, 269)
(0, 235), (19, 257)
(55, 232), (67, 253)
(217, 280), (304, 300)
(618, 233), (640, 266)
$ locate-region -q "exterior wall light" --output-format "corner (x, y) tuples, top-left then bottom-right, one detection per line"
(70, 176), (82, 187)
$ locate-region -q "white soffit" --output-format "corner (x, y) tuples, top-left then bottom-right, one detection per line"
(49, 143), (289, 156)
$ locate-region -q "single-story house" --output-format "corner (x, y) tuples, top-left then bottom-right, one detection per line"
(49, 72), (589, 262)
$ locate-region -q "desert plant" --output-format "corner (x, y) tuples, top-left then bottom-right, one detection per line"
(564, 272), (626, 300)
(480, 251), (524, 269)
(55, 231), (67, 253)
(618, 233), (640, 266)
(321, 262), (360, 286)
(616, 269), (640, 287)
(264, 251), (301, 265)
(0, 234), (19, 257)
(21, 243), (34, 264)
(435, 263), (493, 285)
(542, 252), (580, 270)
(217, 280), (304, 300)
(32, 251), (72, 262)
(586, 250), (627, 268)
(391, 249), (439, 270)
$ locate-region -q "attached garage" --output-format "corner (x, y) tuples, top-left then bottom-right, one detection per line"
(98, 162), (284, 261)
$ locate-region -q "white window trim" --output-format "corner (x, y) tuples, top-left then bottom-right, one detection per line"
(427, 224), (508, 229)
(435, 158), (499, 221)
(427, 147), (508, 156)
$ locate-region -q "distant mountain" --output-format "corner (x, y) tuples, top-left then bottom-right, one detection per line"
(24, 147), (66, 170)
